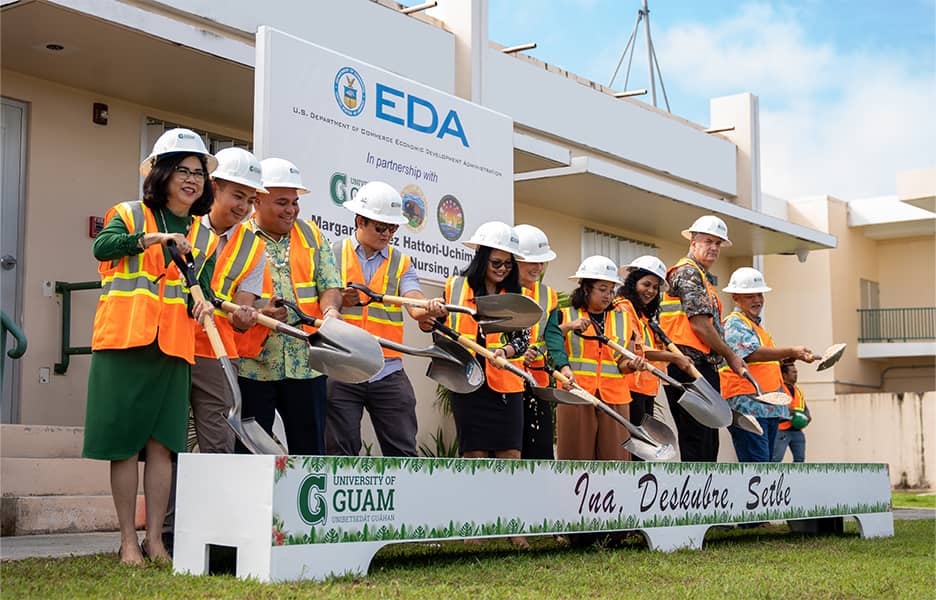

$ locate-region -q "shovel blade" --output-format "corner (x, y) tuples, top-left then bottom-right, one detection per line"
(531, 386), (593, 406)
(639, 415), (678, 448)
(816, 343), (847, 371)
(227, 417), (287, 455)
(425, 333), (485, 393)
(471, 293), (544, 333)
(305, 318), (384, 383)
(732, 411), (764, 435)
(622, 437), (678, 462)
(678, 387), (732, 428)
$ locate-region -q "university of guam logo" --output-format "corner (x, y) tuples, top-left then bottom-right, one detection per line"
(297, 473), (327, 526)
(334, 67), (366, 117)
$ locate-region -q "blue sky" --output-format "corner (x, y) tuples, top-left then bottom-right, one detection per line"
(481, 0), (935, 200)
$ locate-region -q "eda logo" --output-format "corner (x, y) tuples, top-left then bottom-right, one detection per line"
(334, 67), (365, 117)
(376, 83), (469, 148)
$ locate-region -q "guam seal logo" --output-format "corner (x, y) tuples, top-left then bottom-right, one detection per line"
(401, 184), (427, 232)
(437, 194), (465, 242)
(334, 67), (365, 117)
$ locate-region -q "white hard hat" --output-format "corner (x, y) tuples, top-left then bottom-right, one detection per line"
(681, 215), (733, 246)
(343, 181), (408, 225)
(259, 157), (310, 195)
(514, 224), (557, 263)
(626, 255), (669, 290)
(722, 267), (772, 294)
(463, 221), (522, 255)
(569, 255), (623, 284)
(140, 128), (217, 177)
(211, 148), (267, 193)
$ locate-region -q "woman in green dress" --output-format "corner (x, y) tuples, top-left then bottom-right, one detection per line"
(83, 128), (217, 564)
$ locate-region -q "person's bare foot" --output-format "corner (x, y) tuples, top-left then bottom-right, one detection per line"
(142, 537), (171, 563)
(118, 542), (144, 566)
(509, 536), (530, 549)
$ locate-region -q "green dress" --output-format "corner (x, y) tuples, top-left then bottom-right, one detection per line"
(82, 207), (213, 460)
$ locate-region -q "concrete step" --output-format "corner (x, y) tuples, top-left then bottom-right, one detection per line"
(1, 424), (85, 458)
(1, 495), (145, 536)
(1, 458), (143, 496)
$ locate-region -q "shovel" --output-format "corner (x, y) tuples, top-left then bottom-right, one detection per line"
(430, 320), (538, 387)
(645, 319), (733, 428)
(574, 324), (731, 429)
(348, 282), (544, 333)
(214, 300), (384, 384)
(167, 243), (285, 455)
(732, 411), (764, 435)
(806, 343), (847, 371)
(525, 354), (677, 461)
(740, 370), (791, 406)
(276, 300), (483, 392)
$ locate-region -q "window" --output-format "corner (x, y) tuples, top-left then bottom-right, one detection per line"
(142, 117), (252, 160)
(581, 227), (657, 266)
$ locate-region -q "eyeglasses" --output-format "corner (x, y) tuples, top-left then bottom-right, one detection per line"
(488, 258), (513, 270)
(372, 222), (399, 234)
(174, 166), (207, 181)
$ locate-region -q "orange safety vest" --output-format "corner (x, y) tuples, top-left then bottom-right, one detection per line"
(445, 276), (525, 393)
(718, 311), (784, 399)
(92, 201), (217, 364)
(194, 221), (268, 359)
(779, 385), (806, 430)
(561, 306), (632, 404)
(659, 257), (723, 353)
(615, 298), (662, 397)
(249, 218), (326, 334)
(523, 281), (559, 387)
(334, 237), (411, 359)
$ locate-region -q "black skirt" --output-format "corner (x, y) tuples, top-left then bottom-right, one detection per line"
(451, 384), (523, 453)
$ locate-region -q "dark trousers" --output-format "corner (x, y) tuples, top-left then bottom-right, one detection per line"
(236, 376), (327, 455)
(628, 391), (656, 462)
(729, 416), (779, 462)
(665, 361), (720, 462)
(521, 393), (554, 459)
(325, 369), (418, 457)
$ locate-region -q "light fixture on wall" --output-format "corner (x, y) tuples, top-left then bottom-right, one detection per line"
(501, 43), (537, 54)
(92, 103), (109, 126)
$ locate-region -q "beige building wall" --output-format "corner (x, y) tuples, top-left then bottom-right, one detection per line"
(875, 236), (935, 308)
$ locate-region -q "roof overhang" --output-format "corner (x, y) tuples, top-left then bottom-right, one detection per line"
(848, 196), (936, 240)
(515, 155), (837, 257)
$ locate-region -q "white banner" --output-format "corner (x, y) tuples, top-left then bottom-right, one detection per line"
(254, 27), (514, 283)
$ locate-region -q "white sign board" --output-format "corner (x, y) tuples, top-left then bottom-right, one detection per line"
(254, 27), (514, 283)
(174, 455), (893, 582)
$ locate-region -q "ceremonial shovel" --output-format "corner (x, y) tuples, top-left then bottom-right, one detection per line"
(806, 343), (847, 371)
(349, 282), (544, 333)
(740, 370), (792, 406)
(587, 322), (733, 429)
(168, 243), (285, 454)
(277, 300), (484, 393)
(645, 320), (763, 433)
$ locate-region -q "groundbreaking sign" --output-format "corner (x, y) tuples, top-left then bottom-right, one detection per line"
(254, 27), (514, 284)
(174, 455), (893, 582)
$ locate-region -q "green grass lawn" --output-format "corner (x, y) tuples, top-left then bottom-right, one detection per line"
(892, 491), (936, 509)
(2, 519), (933, 599)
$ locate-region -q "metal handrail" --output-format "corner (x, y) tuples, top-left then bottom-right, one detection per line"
(55, 280), (102, 374)
(2, 310), (28, 392)
(857, 307), (936, 342)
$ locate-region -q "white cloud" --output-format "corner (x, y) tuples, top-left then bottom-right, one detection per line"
(650, 3), (936, 200)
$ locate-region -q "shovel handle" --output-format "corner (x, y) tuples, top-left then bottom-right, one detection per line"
(580, 331), (685, 389)
(348, 283), (473, 315)
(166, 241), (228, 360)
(432, 321), (533, 385)
(218, 300), (311, 341)
(661, 341), (705, 380)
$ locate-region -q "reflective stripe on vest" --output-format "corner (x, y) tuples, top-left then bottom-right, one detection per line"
(659, 257), (723, 353)
(718, 311), (784, 399)
(194, 222), (266, 359)
(561, 306), (631, 404)
(92, 201), (217, 364)
(778, 385), (806, 430)
(523, 282), (558, 387)
(334, 237), (410, 358)
(446, 276), (525, 393)
(616, 298), (662, 397)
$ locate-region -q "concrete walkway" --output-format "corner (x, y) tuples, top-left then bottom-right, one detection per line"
(2, 509), (933, 561)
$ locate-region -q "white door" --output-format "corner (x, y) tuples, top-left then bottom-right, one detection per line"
(2, 97), (27, 423)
